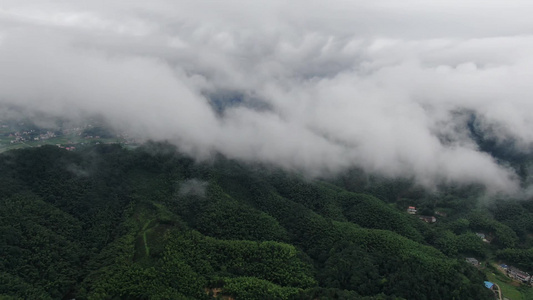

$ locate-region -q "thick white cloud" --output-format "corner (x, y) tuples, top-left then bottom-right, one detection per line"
(1, 1), (533, 193)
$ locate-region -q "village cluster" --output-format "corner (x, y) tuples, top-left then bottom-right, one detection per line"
(407, 204), (532, 298)
(406, 206), (438, 223)
(2, 124), (85, 145)
(466, 258), (532, 285)
(1, 122), (137, 150)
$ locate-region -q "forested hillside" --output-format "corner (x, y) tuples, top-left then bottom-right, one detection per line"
(1, 143), (531, 299)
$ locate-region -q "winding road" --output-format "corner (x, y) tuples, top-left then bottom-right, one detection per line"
(492, 282), (502, 300)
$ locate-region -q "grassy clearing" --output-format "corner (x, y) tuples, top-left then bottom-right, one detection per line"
(486, 272), (523, 300)
(519, 287), (533, 299)
(142, 221), (152, 256)
(131, 203), (156, 261)
(485, 264), (533, 300)
(133, 201), (179, 261)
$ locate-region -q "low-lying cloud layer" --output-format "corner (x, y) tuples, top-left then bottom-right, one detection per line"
(2, 0), (533, 193)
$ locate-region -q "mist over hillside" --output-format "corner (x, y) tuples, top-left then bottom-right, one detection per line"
(0, 143), (509, 299)
(2, 1), (533, 193)
(3, 3), (533, 299)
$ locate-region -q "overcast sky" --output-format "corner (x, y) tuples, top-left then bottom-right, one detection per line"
(1, 0), (533, 193)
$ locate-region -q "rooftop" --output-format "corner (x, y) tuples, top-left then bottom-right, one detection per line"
(484, 281), (494, 289)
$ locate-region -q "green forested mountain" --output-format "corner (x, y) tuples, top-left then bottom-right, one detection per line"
(1, 143), (531, 299)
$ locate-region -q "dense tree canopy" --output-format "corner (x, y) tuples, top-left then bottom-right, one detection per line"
(0, 143), (527, 299)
